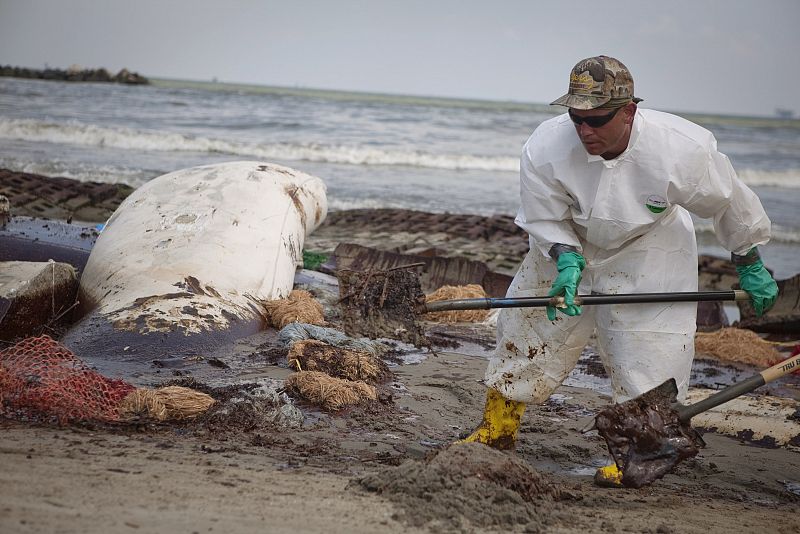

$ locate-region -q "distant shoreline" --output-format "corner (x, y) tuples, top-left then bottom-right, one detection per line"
(148, 78), (799, 123)
(0, 65), (148, 85)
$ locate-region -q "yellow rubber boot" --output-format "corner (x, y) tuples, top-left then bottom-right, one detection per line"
(458, 388), (526, 450)
(594, 463), (623, 487)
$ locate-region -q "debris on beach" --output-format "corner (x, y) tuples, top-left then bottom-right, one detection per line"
(0, 335), (214, 424)
(276, 321), (395, 412)
(0, 261), (79, 342)
(265, 289), (326, 328)
(285, 371), (377, 412)
(278, 322), (389, 357)
(337, 266), (429, 347)
(424, 284), (490, 323)
(336, 264), (498, 347)
(593, 380), (705, 488)
(118, 386), (215, 421)
(695, 327), (783, 366)
(287, 339), (391, 383)
(200, 379), (304, 432)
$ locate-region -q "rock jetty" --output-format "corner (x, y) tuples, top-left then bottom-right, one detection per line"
(0, 65), (149, 84)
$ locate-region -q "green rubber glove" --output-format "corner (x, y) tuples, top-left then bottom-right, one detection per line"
(736, 258), (778, 317)
(546, 251), (586, 321)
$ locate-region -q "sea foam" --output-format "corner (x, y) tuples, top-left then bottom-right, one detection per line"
(0, 118), (518, 172)
(3, 117), (798, 189)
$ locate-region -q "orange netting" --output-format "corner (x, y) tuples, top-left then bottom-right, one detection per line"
(0, 335), (135, 423)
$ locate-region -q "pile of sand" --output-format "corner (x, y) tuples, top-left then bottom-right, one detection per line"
(355, 442), (573, 531)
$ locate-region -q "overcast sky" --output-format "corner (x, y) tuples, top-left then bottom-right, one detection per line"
(1, 0), (798, 117)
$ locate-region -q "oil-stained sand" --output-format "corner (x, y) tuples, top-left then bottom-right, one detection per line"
(2, 339), (799, 534)
(4, 172), (800, 532)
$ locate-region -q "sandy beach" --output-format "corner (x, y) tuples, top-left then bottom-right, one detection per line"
(2, 171), (800, 533)
(2, 342), (799, 534)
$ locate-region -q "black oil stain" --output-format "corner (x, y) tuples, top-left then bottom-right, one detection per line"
(184, 276), (207, 296)
(284, 185), (307, 229)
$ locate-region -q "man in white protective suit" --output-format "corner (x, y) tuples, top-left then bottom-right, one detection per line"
(460, 55), (779, 487)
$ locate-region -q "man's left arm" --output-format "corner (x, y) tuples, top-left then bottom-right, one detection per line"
(677, 147), (778, 316)
(729, 247), (779, 317)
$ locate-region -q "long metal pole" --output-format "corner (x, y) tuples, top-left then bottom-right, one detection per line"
(422, 290), (749, 313)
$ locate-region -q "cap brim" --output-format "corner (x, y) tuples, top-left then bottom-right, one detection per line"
(550, 93), (610, 110)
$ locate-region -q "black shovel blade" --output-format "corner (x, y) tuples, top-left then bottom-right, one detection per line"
(594, 378), (706, 488)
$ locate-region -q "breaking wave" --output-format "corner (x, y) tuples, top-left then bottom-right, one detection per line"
(694, 222), (800, 244)
(734, 169), (800, 188)
(0, 118), (518, 172)
(0, 157), (154, 186)
(3, 118), (798, 188)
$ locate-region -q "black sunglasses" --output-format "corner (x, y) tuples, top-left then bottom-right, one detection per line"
(568, 107), (622, 128)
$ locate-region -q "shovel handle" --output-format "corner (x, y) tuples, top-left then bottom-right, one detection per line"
(422, 290), (749, 314)
(678, 352), (800, 421)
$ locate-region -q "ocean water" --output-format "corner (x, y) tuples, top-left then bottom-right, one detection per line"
(0, 77), (798, 278)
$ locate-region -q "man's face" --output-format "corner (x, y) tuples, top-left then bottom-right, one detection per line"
(568, 103), (636, 159)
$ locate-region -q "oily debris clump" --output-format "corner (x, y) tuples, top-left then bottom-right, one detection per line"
(594, 378), (705, 488)
(336, 267), (429, 347)
(285, 371), (377, 412)
(287, 339), (391, 383)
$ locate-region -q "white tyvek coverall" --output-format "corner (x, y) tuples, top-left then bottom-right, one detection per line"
(486, 108), (771, 404)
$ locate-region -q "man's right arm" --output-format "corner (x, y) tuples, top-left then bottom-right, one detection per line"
(514, 141), (582, 259)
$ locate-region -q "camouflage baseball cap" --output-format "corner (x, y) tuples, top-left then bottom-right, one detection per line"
(551, 55), (643, 110)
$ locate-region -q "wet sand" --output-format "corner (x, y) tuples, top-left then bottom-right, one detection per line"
(2, 340), (799, 533)
(2, 170), (800, 533)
